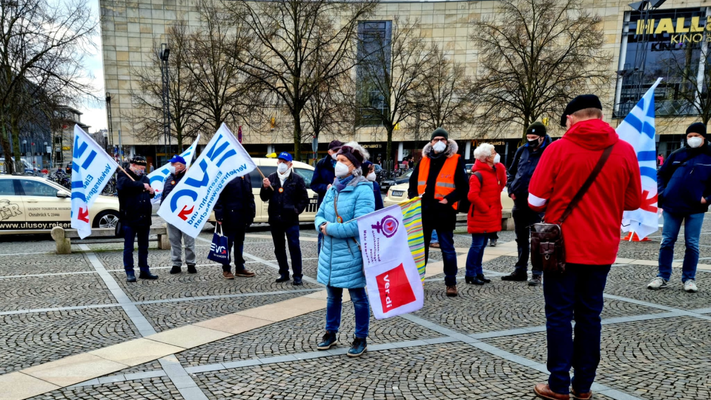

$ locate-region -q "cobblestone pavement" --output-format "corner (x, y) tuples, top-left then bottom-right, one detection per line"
(0, 219), (709, 400)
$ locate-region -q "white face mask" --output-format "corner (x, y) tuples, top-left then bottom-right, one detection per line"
(331, 153), (338, 160)
(493, 154), (501, 164)
(688, 137), (704, 148)
(433, 141), (447, 153)
(168, 166), (176, 175)
(277, 163), (289, 174)
(366, 172), (376, 182)
(334, 162), (350, 178)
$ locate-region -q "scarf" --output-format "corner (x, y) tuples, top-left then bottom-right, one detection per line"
(277, 168), (291, 187)
(334, 175), (355, 192)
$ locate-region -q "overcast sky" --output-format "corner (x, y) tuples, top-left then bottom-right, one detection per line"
(72, 0), (107, 132)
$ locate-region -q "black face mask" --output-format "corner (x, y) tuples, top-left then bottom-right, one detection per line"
(527, 138), (540, 147)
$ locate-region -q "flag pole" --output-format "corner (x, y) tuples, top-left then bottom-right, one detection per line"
(117, 164), (135, 182)
(255, 166), (274, 190)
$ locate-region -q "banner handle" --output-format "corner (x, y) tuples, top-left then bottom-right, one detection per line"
(255, 166), (274, 191)
(117, 165), (136, 182)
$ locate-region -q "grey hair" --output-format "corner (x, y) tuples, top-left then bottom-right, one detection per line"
(343, 141), (370, 161)
(473, 143), (495, 162)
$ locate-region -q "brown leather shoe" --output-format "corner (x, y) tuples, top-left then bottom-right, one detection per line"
(234, 268), (256, 277)
(222, 271), (235, 280)
(430, 242), (440, 248)
(571, 389), (592, 400)
(533, 383), (569, 400)
(446, 285), (458, 297)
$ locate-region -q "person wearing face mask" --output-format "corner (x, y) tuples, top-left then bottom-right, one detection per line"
(648, 122), (711, 293)
(502, 121), (552, 286)
(311, 140), (343, 254)
(315, 142), (374, 358)
(260, 152), (309, 285)
(362, 161), (384, 210)
(408, 127), (469, 297)
(117, 156), (158, 282)
(464, 144), (503, 285)
(487, 152), (508, 247)
(160, 155), (196, 275)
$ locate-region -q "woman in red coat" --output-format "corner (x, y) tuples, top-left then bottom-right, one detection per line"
(465, 143), (503, 285)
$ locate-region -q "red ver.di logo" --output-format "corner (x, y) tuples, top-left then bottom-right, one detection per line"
(376, 263), (416, 311)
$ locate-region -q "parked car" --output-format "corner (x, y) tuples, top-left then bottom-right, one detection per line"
(0, 175), (120, 234)
(0, 158), (40, 175)
(208, 158), (319, 224)
(380, 169), (413, 192)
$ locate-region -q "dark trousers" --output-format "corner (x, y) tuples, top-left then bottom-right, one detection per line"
(543, 263), (611, 395)
(223, 227), (246, 273)
(513, 201), (542, 275)
(271, 223), (302, 278)
(423, 223), (458, 286)
(123, 224), (150, 272)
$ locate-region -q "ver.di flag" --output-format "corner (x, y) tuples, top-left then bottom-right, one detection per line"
(158, 124), (256, 238)
(358, 199), (425, 319)
(618, 77), (662, 240)
(148, 134), (201, 205)
(70, 126), (119, 239)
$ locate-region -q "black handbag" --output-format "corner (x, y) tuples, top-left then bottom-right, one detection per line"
(531, 144), (615, 274)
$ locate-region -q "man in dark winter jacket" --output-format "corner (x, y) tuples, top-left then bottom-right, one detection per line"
(408, 127), (469, 297)
(161, 155), (196, 275)
(117, 156), (158, 282)
(214, 173), (256, 280)
(261, 152), (309, 285)
(311, 140), (342, 254)
(647, 122), (711, 293)
(503, 121), (552, 286)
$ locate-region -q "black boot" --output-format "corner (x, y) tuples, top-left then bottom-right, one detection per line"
(139, 270), (158, 280)
(347, 337), (367, 357)
(275, 274), (290, 283)
(477, 274), (491, 283)
(169, 266), (181, 274)
(317, 331), (337, 350)
(292, 276), (303, 286)
(126, 271), (136, 282)
(187, 264), (197, 274)
(501, 270), (528, 281)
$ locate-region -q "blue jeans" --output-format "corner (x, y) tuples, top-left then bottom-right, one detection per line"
(658, 211), (704, 282)
(423, 227), (458, 286)
(325, 286), (370, 338)
(543, 264), (611, 395)
(123, 224), (150, 272)
(513, 201), (543, 275)
(465, 233), (488, 277)
(271, 223), (302, 278)
(431, 230), (439, 244)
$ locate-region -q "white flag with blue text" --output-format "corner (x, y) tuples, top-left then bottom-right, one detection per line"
(157, 124), (256, 238)
(148, 134), (201, 205)
(617, 77), (662, 240)
(70, 126), (119, 239)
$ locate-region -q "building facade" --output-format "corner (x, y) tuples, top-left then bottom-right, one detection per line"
(99, 0), (710, 166)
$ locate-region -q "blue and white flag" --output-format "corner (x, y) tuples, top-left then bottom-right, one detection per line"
(70, 126), (119, 239)
(148, 134), (201, 205)
(157, 124), (256, 238)
(617, 77), (662, 240)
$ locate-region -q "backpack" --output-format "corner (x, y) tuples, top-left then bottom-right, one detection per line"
(457, 171), (483, 214)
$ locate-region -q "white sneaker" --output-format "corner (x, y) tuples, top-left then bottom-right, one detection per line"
(647, 277), (667, 290)
(683, 280), (698, 293)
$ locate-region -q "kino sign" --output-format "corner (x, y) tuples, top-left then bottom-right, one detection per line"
(635, 16), (711, 44)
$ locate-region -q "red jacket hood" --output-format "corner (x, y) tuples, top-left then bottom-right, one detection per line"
(562, 119), (619, 151)
(472, 159), (495, 173)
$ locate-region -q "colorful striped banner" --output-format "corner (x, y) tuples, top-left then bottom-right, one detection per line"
(399, 198), (426, 281)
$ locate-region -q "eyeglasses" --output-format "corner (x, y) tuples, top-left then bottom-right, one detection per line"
(432, 138), (447, 142)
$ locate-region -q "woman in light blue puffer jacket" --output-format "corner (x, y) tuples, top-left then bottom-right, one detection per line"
(314, 142), (374, 358)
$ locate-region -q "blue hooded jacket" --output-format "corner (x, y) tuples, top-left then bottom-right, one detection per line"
(658, 144), (711, 215)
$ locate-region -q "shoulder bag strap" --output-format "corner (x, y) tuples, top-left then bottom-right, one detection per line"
(560, 143), (615, 224)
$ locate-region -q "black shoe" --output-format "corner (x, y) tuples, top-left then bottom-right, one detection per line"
(139, 271), (158, 280)
(465, 276), (474, 284)
(465, 276), (485, 285)
(126, 271), (136, 282)
(169, 266), (181, 274)
(489, 239), (497, 247)
(477, 274), (491, 283)
(317, 331), (337, 350)
(293, 277), (303, 286)
(187, 264), (197, 274)
(501, 270), (528, 281)
(348, 337), (367, 357)
(275, 274), (290, 283)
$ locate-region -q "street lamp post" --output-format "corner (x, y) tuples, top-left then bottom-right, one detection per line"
(106, 92), (113, 153)
(160, 43), (171, 162)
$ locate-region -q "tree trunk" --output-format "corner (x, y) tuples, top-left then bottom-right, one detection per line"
(11, 116), (22, 174)
(1, 123), (13, 174)
(386, 125), (394, 174)
(520, 114), (532, 146)
(293, 108), (302, 160)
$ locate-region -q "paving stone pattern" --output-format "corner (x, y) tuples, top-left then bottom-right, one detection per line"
(0, 273), (116, 312)
(0, 253), (94, 276)
(29, 376), (184, 400)
(0, 307), (140, 374)
(176, 309), (443, 367)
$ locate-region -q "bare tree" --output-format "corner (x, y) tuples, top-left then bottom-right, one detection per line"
(356, 17), (433, 170)
(0, 0), (96, 173)
(128, 21), (201, 149)
(225, 0), (377, 160)
(472, 0), (611, 142)
(414, 44), (474, 132)
(303, 69), (357, 145)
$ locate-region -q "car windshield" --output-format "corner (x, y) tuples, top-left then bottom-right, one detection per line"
(293, 168), (313, 187)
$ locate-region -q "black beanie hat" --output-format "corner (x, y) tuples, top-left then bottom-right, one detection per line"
(526, 122), (546, 137)
(337, 145), (365, 169)
(430, 127), (449, 141)
(560, 94), (603, 127)
(686, 122), (707, 139)
(328, 140), (343, 151)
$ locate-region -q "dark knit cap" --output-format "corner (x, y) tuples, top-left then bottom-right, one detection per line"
(337, 145), (365, 169)
(430, 127), (449, 141)
(526, 122), (546, 137)
(328, 140), (343, 151)
(361, 160), (374, 175)
(686, 122), (707, 139)
(560, 94), (603, 127)
(130, 156), (147, 166)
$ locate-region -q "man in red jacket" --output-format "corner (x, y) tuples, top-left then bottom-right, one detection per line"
(528, 95), (642, 400)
